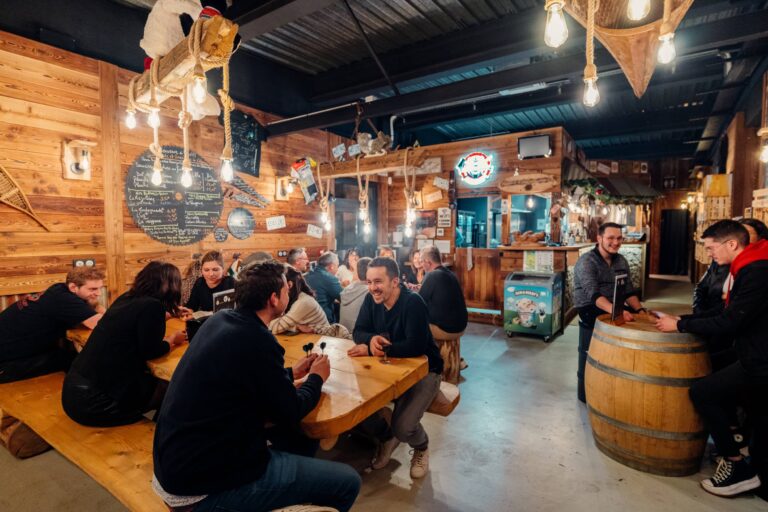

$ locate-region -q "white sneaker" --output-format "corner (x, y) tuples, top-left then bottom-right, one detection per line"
(410, 448), (429, 479)
(372, 437), (400, 469)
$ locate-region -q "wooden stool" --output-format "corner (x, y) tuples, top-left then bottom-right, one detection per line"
(428, 381), (461, 416)
(430, 325), (463, 384)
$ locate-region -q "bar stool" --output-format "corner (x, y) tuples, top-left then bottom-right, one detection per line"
(429, 324), (464, 384)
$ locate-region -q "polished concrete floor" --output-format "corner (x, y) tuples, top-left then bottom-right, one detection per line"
(1, 279), (766, 511)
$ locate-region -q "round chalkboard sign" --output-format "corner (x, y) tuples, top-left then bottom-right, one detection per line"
(126, 146), (223, 246)
(213, 227), (229, 242)
(228, 208), (255, 240)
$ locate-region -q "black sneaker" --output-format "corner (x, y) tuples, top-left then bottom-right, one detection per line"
(701, 458), (761, 497)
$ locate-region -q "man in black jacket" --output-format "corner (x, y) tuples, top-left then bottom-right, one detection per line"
(657, 220), (768, 498)
(349, 257), (443, 479)
(152, 261), (360, 512)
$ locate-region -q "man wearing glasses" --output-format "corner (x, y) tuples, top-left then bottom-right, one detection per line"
(287, 247), (310, 273)
(573, 222), (645, 403)
(656, 220), (768, 498)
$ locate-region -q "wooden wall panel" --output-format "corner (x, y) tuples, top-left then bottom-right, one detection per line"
(453, 249), (501, 309)
(0, 30), (340, 298)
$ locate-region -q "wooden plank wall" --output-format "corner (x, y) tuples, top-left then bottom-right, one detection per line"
(0, 31), (339, 300)
(453, 248), (501, 310)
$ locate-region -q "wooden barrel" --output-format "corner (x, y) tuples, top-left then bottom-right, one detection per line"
(585, 314), (711, 476)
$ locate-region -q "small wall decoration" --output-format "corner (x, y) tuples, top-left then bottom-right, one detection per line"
(307, 224), (324, 239)
(125, 146), (222, 246)
(437, 207), (452, 228)
(415, 210), (437, 238)
(231, 175), (271, 206)
(433, 176), (450, 190)
(213, 227), (228, 242)
(425, 190), (443, 204)
(291, 157), (319, 204)
(62, 139), (96, 181)
(456, 151), (494, 186)
(611, 161), (619, 174)
(437, 228), (445, 237)
(227, 208), (255, 240)
(266, 215), (286, 231)
(0, 163), (50, 231)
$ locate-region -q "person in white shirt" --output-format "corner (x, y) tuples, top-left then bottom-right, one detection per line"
(338, 257), (372, 333)
(336, 248), (360, 287)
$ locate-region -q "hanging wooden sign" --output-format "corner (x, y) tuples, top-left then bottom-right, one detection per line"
(498, 173), (559, 194)
(125, 146), (223, 246)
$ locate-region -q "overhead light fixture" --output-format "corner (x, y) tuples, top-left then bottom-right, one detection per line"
(583, 0), (600, 107)
(627, 0), (651, 21)
(125, 109), (137, 129)
(658, 0), (676, 64)
(526, 196), (535, 209)
(544, 0), (569, 48)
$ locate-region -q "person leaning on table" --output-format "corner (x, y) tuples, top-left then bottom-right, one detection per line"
(152, 260), (360, 512)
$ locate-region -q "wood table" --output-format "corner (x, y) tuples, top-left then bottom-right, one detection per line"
(67, 319), (428, 443)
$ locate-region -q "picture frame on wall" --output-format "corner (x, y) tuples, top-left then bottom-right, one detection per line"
(414, 210), (437, 238)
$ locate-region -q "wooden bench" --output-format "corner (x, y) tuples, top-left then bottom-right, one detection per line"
(0, 372), (165, 512)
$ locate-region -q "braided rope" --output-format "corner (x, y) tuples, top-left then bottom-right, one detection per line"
(355, 156), (370, 213)
(315, 160), (330, 212)
(179, 88), (192, 170)
(586, 0), (595, 70)
(402, 147), (416, 208)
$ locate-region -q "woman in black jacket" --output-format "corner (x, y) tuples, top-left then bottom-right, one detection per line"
(183, 250), (235, 312)
(62, 261), (186, 427)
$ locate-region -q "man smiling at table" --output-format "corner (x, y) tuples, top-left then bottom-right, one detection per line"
(349, 256), (443, 479)
(152, 261), (360, 512)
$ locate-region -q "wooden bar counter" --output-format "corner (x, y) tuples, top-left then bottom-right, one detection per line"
(67, 319), (428, 441)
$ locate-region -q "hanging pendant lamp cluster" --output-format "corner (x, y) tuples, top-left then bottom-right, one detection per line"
(125, 17), (235, 187)
(542, 0), (679, 107)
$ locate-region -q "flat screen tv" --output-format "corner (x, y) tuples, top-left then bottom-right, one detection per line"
(518, 134), (552, 160)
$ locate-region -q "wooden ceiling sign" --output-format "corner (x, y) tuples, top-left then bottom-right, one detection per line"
(565, 0), (694, 97)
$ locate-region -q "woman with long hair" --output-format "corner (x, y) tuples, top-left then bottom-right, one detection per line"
(62, 261), (187, 427)
(184, 250), (236, 312)
(336, 248), (360, 287)
(270, 266), (351, 338)
(402, 248), (425, 290)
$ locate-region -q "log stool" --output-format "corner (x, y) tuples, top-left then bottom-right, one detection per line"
(430, 325), (463, 384)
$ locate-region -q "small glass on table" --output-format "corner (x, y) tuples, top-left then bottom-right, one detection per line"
(379, 332), (392, 365)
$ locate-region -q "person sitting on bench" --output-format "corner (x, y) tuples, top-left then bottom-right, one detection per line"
(152, 261), (361, 512)
(62, 261), (186, 427)
(182, 250), (235, 313)
(0, 267), (105, 384)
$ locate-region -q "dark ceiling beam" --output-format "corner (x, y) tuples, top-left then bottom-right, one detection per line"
(583, 141), (697, 160)
(309, 0), (757, 105)
(567, 109), (710, 142)
(231, 0), (337, 41)
(266, 9), (768, 137)
(396, 61), (723, 131)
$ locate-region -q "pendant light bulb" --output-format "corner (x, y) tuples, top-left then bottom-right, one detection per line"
(583, 77), (600, 107)
(147, 109), (161, 129)
(79, 150), (91, 171)
(363, 222), (372, 235)
(404, 225), (413, 238)
(544, 1), (569, 49)
(125, 110), (137, 129)
(220, 158), (234, 182)
(286, 181), (295, 194)
(180, 166), (193, 188)
(760, 141), (768, 164)
(526, 196), (535, 209)
(406, 208), (416, 223)
(627, 0), (651, 21)
(320, 211), (329, 223)
(192, 63), (207, 105)
(657, 33), (676, 64)
(359, 207), (368, 220)
(324, 220), (332, 231)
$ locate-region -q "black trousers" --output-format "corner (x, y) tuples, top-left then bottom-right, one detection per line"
(577, 322), (593, 403)
(0, 349), (74, 384)
(689, 362), (768, 464)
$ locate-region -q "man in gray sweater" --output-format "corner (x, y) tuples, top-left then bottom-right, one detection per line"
(573, 222), (645, 402)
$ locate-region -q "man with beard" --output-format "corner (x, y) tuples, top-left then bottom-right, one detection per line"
(0, 267), (105, 383)
(348, 257), (443, 479)
(573, 222), (645, 403)
(153, 261), (360, 512)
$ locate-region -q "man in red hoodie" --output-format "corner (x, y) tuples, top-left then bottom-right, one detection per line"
(656, 220), (768, 498)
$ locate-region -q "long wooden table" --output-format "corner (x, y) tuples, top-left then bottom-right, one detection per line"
(67, 318), (428, 442)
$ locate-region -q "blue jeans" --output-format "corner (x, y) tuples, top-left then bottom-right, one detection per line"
(194, 449), (361, 512)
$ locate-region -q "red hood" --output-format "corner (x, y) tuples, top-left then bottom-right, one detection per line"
(726, 239), (768, 304)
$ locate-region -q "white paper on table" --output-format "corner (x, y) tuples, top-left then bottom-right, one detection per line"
(266, 215), (286, 231)
(306, 224), (324, 239)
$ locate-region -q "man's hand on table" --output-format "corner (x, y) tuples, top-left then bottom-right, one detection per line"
(165, 330), (187, 347)
(347, 344), (369, 357)
(369, 335), (391, 357)
(308, 354), (331, 382)
(622, 310), (635, 323)
(292, 353), (318, 380)
(655, 314), (681, 332)
(296, 324), (315, 334)
(178, 307), (194, 320)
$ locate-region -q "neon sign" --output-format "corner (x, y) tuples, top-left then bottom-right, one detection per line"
(456, 151), (494, 186)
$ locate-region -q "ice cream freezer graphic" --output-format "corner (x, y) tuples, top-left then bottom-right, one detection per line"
(504, 272), (564, 341)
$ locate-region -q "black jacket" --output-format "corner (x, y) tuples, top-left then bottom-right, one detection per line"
(692, 261), (729, 315)
(678, 261), (768, 376)
(353, 286), (443, 374)
(153, 308), (323, 495)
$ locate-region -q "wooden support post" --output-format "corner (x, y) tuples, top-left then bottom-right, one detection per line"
(99, 62), (127, 302)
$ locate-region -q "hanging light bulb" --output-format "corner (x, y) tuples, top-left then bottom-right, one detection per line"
(320, 211), (329, 223)
(324, 220), (332, 231)
(147, 108), (161, 129)
(544, 0), (569, 48)
(79, 149), (91, 172)
(406, 207), (416, 223)
(363, 222), (372, 235)
(220, 158), (234, 182)
(526, 196), (535, 209)
(760, 141), (768, 164)
(125, 109), (137, 129)
(180, 164), (193, 188)
(583, 77), (600, 107)
(192, 62), (207, 105)
(627, 0), (651, 21)
(404, 225), (413, 238)
(601, 206), (609, 215)
(286, 181), (295, 194)
(358, 207), (368, 220)
(151, 157), (163, 186)
(657, 33), (676, 64)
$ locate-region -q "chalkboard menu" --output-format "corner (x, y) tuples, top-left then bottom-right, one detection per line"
(222, 110), (263, 177)
(126, 146), (223, 246)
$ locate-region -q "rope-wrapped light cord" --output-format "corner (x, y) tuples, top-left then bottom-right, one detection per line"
(584, 0), (597, 81)
(355, 156), (370, 214)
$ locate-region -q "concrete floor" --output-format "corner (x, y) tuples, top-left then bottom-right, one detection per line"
(1, 279), (766, 511)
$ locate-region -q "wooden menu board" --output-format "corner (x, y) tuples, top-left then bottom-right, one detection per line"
(125, 146), (223, 246)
